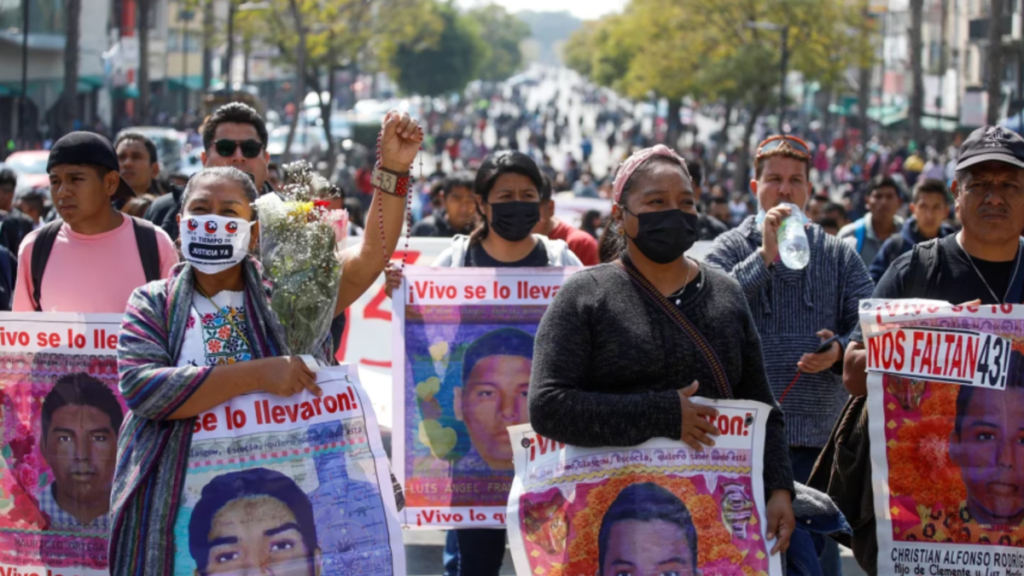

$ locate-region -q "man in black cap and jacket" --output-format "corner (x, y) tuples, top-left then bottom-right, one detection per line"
(841, 125), (1024, 574)
(12, 131), (177, 313)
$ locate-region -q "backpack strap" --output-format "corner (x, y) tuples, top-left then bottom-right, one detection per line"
(854, 221), (867, 254)
(905, 239), (941, 299)
(30, 221), (65, 312)
(131, 217), (162, 283)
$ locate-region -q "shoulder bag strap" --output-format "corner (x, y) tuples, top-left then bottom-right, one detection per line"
(616, 257), (732, 398)
(30, 221), (64, 312)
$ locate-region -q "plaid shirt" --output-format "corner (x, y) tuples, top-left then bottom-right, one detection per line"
(38, 483), (109, 533)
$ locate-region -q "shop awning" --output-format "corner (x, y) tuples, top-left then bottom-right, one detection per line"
(167, 76), (204, 91)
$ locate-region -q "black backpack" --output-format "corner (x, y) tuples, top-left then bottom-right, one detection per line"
(903, 237), (942, 299)
(30, 217), (161, 311)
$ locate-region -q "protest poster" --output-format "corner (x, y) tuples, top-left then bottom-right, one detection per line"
(172, 363), (405, 576)
(506, 399), (783, 576)
(861, 300), (1024, 576)
(338, 238), (713, 425)
(0, 313), (124, 576)
(393, 266), (579, 529)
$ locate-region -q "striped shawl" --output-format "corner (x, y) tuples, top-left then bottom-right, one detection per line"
(109, 258), (332, 576)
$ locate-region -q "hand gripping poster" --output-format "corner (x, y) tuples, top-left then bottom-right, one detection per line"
(861, 300), (1024, 576)
(505, 399), (782, 576)
(0, 313), (124, 576)
(393, 266), (579, 529)
(172, 363), (405, 576)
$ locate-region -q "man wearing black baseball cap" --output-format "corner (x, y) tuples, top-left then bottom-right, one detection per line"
(839, 126), (1024, 572)
(11, 131), (178, 313)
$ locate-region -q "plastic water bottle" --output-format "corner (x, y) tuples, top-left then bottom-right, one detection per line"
(776, 202), (810, 270)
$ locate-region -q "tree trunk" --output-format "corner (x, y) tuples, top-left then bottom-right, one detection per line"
(666, 98), (682, 151)
(138, 0), (151, 124)
(857, 2), (871, 136)
(61, 0), (82, 137)
(716, 100), (734, 185)
(987, 0), (1005, 126)
(202, 0), (213, 91)
(283, 0), (306, 163)
(737, 105), (764, 196)
(909, 0), (925, 145)
(322, 67), (338, 176)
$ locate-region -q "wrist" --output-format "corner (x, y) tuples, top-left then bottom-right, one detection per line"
(379, 160), (410, 174)
(759, 247), (776, 266)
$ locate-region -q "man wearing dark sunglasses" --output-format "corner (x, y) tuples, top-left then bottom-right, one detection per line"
(706, 134), (874, 576)
(144, 103), (274, 242)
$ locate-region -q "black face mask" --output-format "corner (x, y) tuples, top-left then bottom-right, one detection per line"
(489, 201), (541, 242)
(624, 208), (699, 264)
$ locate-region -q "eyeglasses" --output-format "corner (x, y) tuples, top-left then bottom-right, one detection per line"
(756, 135), (811, 159)
(213, 139), (264, 159)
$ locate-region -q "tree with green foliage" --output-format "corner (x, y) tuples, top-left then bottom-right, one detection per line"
(384, 1), (486, 97)
(467, 4), (530, 83)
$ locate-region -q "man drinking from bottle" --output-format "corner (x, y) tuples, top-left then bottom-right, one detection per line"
(706, 135), (874, 576)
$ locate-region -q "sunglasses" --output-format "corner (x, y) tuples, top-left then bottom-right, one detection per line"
(756, 135), (811, 158)
(213, 139), (264, 159)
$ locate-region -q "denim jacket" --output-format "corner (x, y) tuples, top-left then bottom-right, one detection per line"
(788, 483), (851, 576)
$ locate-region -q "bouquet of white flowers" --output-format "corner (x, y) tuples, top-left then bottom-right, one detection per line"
(256, 162), (348, 356)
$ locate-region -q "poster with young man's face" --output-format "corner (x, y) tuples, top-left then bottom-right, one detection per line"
(0, 313), (125, 576)
(861, 301), (1024, 576)
(505, 400), (782, 576)
(393, 267), (581, 529)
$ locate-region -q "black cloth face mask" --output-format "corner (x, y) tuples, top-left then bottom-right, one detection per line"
(624, 208), (699, 264)
(489, 201), (541, 242)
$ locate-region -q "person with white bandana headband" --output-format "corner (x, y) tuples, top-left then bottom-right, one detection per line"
(111, 111), (423, 576)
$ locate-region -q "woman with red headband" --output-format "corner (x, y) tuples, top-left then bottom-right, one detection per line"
(530, 145), (796, 556)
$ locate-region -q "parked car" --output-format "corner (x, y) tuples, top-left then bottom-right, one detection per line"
(5, 151), (50, 194)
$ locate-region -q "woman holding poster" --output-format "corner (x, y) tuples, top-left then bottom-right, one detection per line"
(530, 145), (797, 557)
(109, 112), (423, 576)
(387, 150), (582, 576)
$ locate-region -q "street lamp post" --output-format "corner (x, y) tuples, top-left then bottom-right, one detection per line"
(19, 0), (29, 146)
(747, 20), (790, 134)
(225, 2), (269, 97)
(180, 8), (195, 117)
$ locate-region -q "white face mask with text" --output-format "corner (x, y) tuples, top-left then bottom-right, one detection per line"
(179, 215), (252, 274)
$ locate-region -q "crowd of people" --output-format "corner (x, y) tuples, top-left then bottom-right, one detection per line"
(4, 64), (1024, 576)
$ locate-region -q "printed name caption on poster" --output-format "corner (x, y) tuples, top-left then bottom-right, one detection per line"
(0, 328), (118, 350)
(866, 328), (1012, 389)
(192, 385), (360, 433)
(891, 547), (1024, 576)
(411, 508), (507, 527)
(406, 279), (562, 304)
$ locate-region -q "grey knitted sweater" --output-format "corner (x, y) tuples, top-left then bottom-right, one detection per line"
(705, 216), (875, 448)
(529, 262), (795, 496)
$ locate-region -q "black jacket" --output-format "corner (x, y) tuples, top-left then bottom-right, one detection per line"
(0, 209), (36, 256)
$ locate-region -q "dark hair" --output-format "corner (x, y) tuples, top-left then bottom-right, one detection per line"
(19, 190), (46, 215)
(468, 151), (545, 245)
(188, 467), (318, 575)
(443, 172), (476, 198)
(461, 328), (535, 387)
(0, 168), (17, 188)
(201, 102), (269, 151)
(869, 175), (901, 196)
(685, 160), (703, 187)
(41, 373), (124, 444)
(539, 174), (554, 203)
(956, 351), (1024, 436)
(823, 201), (847, 220)
(816, 217), (840, 230)
(114, 131), (159, 165)
(711, 196), (728, 205)
(179, 167), (260, 219)
(598, 155), (689, 263)
(913, 178), (950, 204)
(122, 194), (157, 218)
(598, 483), (698, 573)
(268, 161), (280, 173)
(809, 194), (830, 204)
